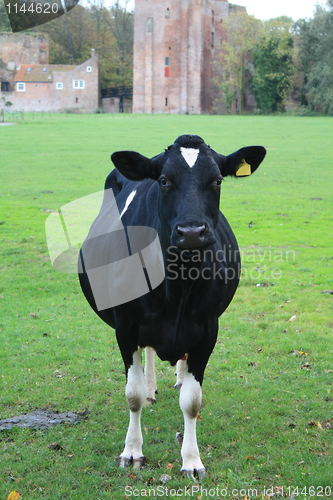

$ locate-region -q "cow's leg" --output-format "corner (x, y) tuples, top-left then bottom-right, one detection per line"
(145, 347), (157, 403)
(179, 365), (205, 479)
(174, 355), (187, 389)
(178, 320), (218, 479)
(120, 348), (147, 469)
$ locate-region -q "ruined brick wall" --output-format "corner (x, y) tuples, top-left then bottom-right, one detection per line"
(0, 32), (49, 67)
(133, 0), (236, 115)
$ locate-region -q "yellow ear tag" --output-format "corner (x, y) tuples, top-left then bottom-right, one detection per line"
(236, 159), (251, 176)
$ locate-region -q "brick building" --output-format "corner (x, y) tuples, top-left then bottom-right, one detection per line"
(133, 0), (246, 114)
(0, 32), (98, 113)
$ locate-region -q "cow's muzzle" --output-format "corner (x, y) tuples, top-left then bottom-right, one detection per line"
(174, 223), (210, 249)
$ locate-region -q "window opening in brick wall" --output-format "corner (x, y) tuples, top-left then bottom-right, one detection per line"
(165, 56), (169, 77)
(73, 80), (85, 89)
(17, 82), (25, 92)
(165, 97), (168, 106)
(146, 17), (153, 32)
(56, 82), (63, 90)
(76, 97), (78, 103)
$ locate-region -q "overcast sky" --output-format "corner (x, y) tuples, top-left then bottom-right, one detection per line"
(123, 0), (326, 21)
(235, 0), (325, 21)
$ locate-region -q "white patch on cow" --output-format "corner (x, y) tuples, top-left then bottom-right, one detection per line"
(179, 368), (204, 473)
(180, 147), (199, 168)
(120, 190), (137, 218)
(174, 357), (186, 388)
(120, 348), (147, 464)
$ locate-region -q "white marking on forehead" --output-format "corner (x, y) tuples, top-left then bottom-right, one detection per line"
(180, 147), (199, 168)
(120, 190), (136, 218)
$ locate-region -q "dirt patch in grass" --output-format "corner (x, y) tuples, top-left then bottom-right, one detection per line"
(0, 409), (87, 431)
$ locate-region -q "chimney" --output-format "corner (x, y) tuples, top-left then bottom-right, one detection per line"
(91, 48), (95, 57)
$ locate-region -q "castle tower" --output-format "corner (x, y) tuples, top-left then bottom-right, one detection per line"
(133, 0), (243, 114)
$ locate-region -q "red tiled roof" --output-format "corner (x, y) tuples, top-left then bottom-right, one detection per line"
(14, 64), (76, 82)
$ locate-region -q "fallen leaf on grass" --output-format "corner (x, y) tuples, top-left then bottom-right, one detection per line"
(48, 442), (63, 450)
(197, 414), (203, 421)
(288, 315), (297, 322)
(29, 313), (39, 318)
(244, 456), (255, 460)
(301, 363), (311, 369)
(146, 477), (157, 486)
(308, 419), (332, 429)
(297, 350), (308, 357)
(144, 426), (148, 435)
(8, 492), (20, 500)
(166, 463), (174, 471)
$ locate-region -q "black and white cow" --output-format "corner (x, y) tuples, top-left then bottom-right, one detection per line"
(78, 134), (266, 478)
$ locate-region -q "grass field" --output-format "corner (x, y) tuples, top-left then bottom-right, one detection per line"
(0, 113), (332, 500)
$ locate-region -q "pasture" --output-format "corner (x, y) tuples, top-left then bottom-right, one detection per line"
(0, 113), (332, 499)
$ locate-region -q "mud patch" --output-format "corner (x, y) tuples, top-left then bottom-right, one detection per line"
(0, 409), (87, 431)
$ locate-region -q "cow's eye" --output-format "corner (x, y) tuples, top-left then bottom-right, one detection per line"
(159, 176), (169, 189)
(215, 176), (223, 186)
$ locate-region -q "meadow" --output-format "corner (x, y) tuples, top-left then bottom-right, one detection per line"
(0, 113), (332, 499)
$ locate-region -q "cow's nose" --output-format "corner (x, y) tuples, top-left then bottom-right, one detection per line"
(176, 224), (207, 248)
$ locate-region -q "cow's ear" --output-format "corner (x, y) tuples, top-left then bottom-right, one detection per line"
(216, 146), (266, 178)
(111, 151), (164, 181)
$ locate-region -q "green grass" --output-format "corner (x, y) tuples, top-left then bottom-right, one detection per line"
(0, 113), (332, 499)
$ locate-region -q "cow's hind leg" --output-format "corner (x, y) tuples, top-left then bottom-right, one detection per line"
(120, 348), (147, 469)
(179, 365), (205, 479)
(145, 347), (157, 403)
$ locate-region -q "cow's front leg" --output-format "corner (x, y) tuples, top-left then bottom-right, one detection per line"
(179, 366), (205, 479)
(120, 348), (147, 469)
(174, 355), (187, 388)
(145, 347), (157, 403)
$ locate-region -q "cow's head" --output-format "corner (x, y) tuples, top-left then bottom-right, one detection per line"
(111, 135), (266, 249)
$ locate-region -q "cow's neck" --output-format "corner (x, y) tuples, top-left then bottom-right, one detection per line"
(162, 243), (206, 302)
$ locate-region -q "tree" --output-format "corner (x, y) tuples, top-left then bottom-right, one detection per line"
(104, 0), (134, 87)
(32, 5), (95, 64)
(87, 0), (121, 89)
(213, 11), (262, 113)
(295, 1), (333, 114)
(29, 0), (134, 89)
(252, 17), (295, 113)
(0, 1), (11, 31)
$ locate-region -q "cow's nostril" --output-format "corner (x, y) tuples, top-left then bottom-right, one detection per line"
(199, 224), (207, 238)
(177, 226), (184, 237)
